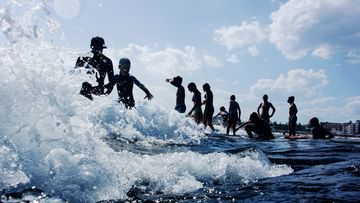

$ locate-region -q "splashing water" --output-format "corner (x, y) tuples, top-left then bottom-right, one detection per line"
(0, 1), (293, 202)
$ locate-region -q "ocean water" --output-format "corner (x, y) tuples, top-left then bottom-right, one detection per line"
(1, 1), (360, 203)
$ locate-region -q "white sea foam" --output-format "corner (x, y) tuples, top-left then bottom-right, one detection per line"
(0, 1), (293, 202)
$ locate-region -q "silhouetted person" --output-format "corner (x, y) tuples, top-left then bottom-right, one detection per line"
(309, 117), (334, 139)
(187, 82), (203, 124)
(105, 58), (153, 109)
(257, 94), (276, 123)
(241, 112), (274, 140)
(227, 95), (241, 135)
(202, 83), (215, 131)
(75, 36), (114, 100)
(166, 76), (186, 113)
(288, 96), (298, 136)
(213, 106), (229, 127)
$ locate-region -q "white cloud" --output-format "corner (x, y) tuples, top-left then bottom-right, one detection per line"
(302, 96), (360, 122)
(248, 45), (260, 57)
(307, 96), (335, 105)
(311, 44), (331, 59)
(226, 54), (239, 63)
(203, 54), (222, 67)
(250, 69), (329, 97)
(346, 50), (360, 64)
(269, 0), (360, 60)
(53, 0), (80, 20)
(213, 21), (268, 51)
(117, 43), (202, 78)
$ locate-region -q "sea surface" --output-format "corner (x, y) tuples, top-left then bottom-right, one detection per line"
(1, 1), (360, 202)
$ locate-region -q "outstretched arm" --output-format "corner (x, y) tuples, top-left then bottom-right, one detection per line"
(133, 76), (153, 100)
(235, 121), (250, 132)
(213, 112), (220, 119)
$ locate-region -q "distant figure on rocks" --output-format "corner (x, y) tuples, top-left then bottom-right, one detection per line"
(213, 106), (229, 127)
(226, 95), (241, 136)
(287, 96), (298, 137)
(309, 117), (334, 139)
(166, 76), (186, 113)
(75, 36), (114, 100)
(105, 58), (153, 109)
(257, 94), (276, 123)
(240, 112), (274, 140)
(187, 82), (203, 124)
(202, 83), (215, 131)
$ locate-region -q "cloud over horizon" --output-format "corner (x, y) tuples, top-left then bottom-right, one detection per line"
(269, 0), (360, 60)
(250, 69), (329, 97)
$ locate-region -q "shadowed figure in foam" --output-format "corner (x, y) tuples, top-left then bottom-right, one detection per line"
(166, 76), (186, 113)
(75, 36), (114, 100)
(105, 58), (153, 109)
(226, 95), (241, 136)
(213, 106), (229, 127)
(187, 82), (203, 125)
(202, 83), (215, 131)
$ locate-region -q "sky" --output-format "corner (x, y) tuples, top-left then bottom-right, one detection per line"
(1, 0), (360, 124)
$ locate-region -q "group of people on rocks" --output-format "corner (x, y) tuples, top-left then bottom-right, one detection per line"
(75, 36), (334, 140)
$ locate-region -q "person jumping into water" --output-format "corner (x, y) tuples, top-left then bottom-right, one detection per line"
(166, 76), (186, 113)
(257, 94), (276, 123)
(105, 58), (153, 109)
(75, 36), (114, 100)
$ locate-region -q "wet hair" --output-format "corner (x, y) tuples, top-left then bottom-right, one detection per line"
(230, 95), (236, 101)
(249, 112), (259, 121)
(203, 83), (210, 91)
(220, 106), (225, 111)
(173, 76), (183, 84)
(309, 117), (320, 127)
(288, 96), (295, 103)
(188, 82), (196, 91)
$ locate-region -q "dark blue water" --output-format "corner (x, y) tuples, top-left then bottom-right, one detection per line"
(99, 134), (360, 203)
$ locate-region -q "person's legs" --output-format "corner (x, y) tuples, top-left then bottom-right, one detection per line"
(208, 117), (215, 131)
(226, 119), (234, 135)
(289, 118), (297, 136)
(204, 108), (215, 131)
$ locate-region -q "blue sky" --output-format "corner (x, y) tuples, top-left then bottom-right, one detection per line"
(1, 0), (360, 124)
